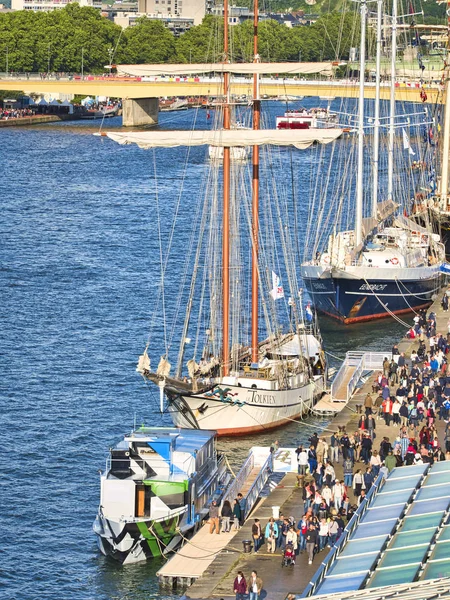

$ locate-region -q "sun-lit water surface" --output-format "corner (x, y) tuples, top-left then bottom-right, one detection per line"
(1, 103), (405, 600)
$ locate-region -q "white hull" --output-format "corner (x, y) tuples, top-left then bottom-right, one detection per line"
(166, 375), (326, 435)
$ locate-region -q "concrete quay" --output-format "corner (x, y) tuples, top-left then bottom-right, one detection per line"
(179, 287), (450, 600)
(0, 114), (80, 127)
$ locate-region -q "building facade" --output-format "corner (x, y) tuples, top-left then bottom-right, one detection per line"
(138, 0), (209, 25)
(11, 0), (101, 11)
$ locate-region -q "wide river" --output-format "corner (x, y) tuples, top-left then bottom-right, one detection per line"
(2, 103), (404, 600)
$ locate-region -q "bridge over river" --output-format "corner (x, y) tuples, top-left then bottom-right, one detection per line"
(0, 73), (442, 126)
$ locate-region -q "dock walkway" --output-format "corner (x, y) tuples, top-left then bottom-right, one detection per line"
(158, 463), (263, 586)
(180, 286), (450, 600)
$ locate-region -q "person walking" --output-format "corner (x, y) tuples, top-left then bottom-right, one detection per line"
(329, 432), (340, 463)
(306, 522), (318, 565)
(352, 469), (365, 497)
(252, 519), (262, 553)
(233, 571), (247, 600)
(232, 498), (241, 530)
(248, 570), (263, 600)
(209, 500), (220, 534)
(220, 500), (233, 532)
(237, 493), (246, 526)
(265, 517), (278, 553)
(343, 457), (353, 488)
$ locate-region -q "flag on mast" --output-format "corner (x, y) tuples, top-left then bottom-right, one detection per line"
(270, 271), (284, 300)
(402, 129), (415, 156)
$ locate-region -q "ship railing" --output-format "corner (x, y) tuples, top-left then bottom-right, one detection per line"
(242, 452), (274, 520)
(220, 451), (255, 508)
(301, 471), (385, 597)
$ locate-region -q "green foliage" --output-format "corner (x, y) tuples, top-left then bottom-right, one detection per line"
(0, 4), (122, 73)
(176, 16), (224, 63)
(0, 3), (438, 73)
(118, 17), (177, 63)
(0, 89), (24, 103)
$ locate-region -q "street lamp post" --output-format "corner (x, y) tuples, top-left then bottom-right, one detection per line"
(298, 50), (302, 62)
(108, 47), (113, 75)
(81, 47), (84, 79)
(6, 46), (8, 75)
(47, 43), (51, 75)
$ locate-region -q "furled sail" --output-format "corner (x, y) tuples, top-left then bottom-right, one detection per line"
(118, 62), (340, 77)
(136, 348), (150, 373)
(156, 356), (171, 378)
(106, 129), (343, 150)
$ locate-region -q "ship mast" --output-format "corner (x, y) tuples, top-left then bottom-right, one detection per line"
(439, 0), (450, 210)
(355, 0), (367, 248)
(387, 0), (398, 201)
(222, 0), (231, 376)
(251, 0), (260, 363)
(372, 0), (383, 218)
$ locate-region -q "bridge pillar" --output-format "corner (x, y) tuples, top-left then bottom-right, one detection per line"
(122, 97), (158, 127)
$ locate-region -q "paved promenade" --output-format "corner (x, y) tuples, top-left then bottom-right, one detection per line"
(182, 287), (450, 600)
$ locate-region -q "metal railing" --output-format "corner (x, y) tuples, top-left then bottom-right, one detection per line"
(242, 452), (274, 520)
(331, 351), (392, 402)
(221, 452), (255, 508)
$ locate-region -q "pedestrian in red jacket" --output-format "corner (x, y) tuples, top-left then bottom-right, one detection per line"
(233, 571), (247, 600)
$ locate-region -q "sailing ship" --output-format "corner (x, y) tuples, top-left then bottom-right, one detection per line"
(93, 427), (228, 563)
(105, 11), (344, 434)
(300, 0), (444, 324)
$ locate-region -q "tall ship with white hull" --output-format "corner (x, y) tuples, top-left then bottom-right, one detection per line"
(106, 6), (343, 434)
(300, 0), (444, 324)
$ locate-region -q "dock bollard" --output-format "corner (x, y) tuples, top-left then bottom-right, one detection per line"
(242, 540), (252, 553)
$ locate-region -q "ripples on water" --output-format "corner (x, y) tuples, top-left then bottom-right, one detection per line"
(1, 104), (404, 600)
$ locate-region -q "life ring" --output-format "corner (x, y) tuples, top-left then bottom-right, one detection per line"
(421, 235), (427, 244)
(322, 254), (331, 264)
(390, 257), (399, 265)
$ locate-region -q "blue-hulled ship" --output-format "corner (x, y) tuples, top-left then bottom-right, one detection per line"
(93, 427), (228, 564)
(300, 0), (444, 324)
(301, 217), (443, 323)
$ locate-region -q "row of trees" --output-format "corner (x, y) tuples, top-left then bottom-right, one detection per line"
(0, 4), (361, 73)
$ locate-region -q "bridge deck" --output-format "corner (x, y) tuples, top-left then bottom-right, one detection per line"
(0, 77), (441, 104)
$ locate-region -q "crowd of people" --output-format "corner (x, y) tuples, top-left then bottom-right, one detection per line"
(0, 108), (35, 120)
(224, 304), (450, 600)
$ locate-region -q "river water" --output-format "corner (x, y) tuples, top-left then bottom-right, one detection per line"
(1, 104), (404, 600)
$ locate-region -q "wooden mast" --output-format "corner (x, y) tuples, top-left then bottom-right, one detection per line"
(251, 0), (260, 364)
(222, 0), (231, 376)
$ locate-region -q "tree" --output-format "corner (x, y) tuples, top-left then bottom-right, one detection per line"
(119, 18), (177, 64)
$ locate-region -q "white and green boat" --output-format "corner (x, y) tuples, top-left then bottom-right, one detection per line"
(93, 427), (227, 564)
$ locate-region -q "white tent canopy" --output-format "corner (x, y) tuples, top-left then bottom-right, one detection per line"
(105, 129), (343, 150)
(50, 99), (60, 106)
(38, 98), (48, 106)
(117, 62), (340, 77)
(272, 334), (322, 361)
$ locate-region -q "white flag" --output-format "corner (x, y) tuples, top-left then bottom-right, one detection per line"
(270, 271), (284, 300)
(402, 129), (415, 156)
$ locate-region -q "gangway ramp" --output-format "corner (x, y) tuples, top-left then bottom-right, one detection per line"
(333, 366), (356, 401)
(157, 451), (267, 586)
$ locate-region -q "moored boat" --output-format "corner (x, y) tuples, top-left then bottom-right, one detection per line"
(276, 107), (338, 130)
(103, 8), (342, 434)
(300, 0), (444, 324)
(93, 427), (227, 563)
